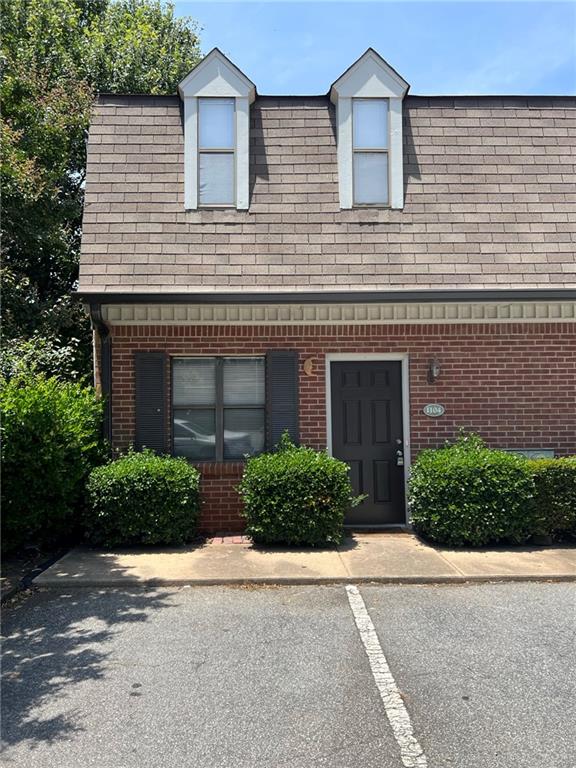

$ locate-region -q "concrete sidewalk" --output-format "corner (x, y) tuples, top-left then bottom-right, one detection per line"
(33, 532), (576, 587)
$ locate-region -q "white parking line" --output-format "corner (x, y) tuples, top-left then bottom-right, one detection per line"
(346, 585), (428, 768)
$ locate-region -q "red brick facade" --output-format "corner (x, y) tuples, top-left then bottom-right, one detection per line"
(109, 322), (576, 532)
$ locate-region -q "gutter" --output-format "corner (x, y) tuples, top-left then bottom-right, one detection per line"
(76, 288), (576, 306)
(88, 303), (112, 444)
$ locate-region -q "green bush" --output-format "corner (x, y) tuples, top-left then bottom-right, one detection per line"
(238, 434), (356, 547)
(528, 457), (576, 539)
(409, 434), (537, 546)
(85, 450), (201, 547)
(1, 373), (103, 553)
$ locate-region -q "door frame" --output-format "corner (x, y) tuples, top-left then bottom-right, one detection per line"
(325, 353), (411, 527)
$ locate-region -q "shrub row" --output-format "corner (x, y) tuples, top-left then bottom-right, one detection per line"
(409, 433), (576, 547)
(81, 434), (351, 548)
(1, 373), (349, 551)
(2, 377), (573, 554)
(0, 374), (202, 552)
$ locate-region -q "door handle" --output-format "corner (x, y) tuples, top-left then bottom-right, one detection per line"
(396, 449), (404, 467)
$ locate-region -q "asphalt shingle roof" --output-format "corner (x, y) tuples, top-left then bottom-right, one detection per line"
(79, 93), (576, 294)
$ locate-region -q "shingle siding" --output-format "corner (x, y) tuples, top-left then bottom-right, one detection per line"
(79, 93), (576, 293)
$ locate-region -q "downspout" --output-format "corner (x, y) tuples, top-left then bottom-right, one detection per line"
(88, 303), (112, 446)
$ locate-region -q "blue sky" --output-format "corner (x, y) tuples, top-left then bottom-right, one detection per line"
(176, 1), (576, 95)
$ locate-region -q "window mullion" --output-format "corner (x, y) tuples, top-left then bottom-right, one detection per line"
(216, 358), (224, 462)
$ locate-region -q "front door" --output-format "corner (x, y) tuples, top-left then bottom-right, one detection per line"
(331, 360), (405, 525)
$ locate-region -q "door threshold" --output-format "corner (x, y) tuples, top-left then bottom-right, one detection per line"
(345, 524), (411, 533)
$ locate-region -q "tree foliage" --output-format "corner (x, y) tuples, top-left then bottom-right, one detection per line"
(1, 0), (201, 377)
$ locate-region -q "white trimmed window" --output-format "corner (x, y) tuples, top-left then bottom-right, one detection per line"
(178, 49), (255, 211)
(352, 98), (389, 205)
(330, 49), (409, 210)
(198, 98), (235, 206)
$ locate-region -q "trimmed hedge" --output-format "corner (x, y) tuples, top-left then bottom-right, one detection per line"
(409, 434), (537, 547)
(1, 374), (103, 553)
(239, 435), (355, 546)
(85, 450), (201, 547)
(528, 457), (576, 539)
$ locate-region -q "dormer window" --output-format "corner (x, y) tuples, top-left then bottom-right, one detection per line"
(330, 49), (409, 210)
(178, 49), (255, 211)
(198, 98), (235, 206)
(352, 98), (389, 205)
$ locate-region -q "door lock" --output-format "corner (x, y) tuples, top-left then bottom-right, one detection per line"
(396, 449), (404, 467)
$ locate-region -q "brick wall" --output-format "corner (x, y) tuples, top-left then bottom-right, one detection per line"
(109, 322), (576, 532)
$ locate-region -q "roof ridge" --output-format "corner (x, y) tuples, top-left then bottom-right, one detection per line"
(95, 92), (576, 103)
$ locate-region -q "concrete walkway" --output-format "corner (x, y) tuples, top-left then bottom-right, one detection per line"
(33, 532), (576, 587)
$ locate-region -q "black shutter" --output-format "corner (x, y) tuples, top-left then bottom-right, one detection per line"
(266, 350), (299, 450)
(134, 352), (166, 453)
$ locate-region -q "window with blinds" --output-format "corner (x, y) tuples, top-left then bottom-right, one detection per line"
(198, 98), (235, 206)
(172, 357), (265, 461)
(352, 98), (389, 205)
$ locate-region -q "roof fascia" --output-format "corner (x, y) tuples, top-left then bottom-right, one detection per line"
(76, 289), (576, 306)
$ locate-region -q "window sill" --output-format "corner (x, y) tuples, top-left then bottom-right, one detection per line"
(184, 205), (241, 212)
(198, 204), (238, 210)
(351, 203), (391, 209)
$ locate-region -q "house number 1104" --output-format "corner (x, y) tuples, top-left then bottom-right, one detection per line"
(423, 403), (445, 418)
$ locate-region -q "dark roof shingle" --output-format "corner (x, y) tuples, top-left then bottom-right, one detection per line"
(79, 93), (576, 293)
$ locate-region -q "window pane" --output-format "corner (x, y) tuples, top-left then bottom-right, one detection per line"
(199, 153), (234, 206)
(173, 409), (216, 460)
(354, 152), (389, 205)
(224, 409), (265, 459)
(223, 357), (265, 406)
(353, 99), (388, 149)
(199, 98), (234, 149)
(173, 358), (216, 406)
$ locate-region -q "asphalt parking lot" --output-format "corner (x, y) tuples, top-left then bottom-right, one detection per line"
(2, 582), (575, 767)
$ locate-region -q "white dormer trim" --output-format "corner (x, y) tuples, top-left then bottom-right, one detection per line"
(330, 49), (409, 210)
(178, 49), (256, 210)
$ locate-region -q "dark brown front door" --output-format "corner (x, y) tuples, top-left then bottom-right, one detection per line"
(331, 361), (405, 525)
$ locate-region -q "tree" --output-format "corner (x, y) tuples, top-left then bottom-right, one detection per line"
(1, 0), (201, 378)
